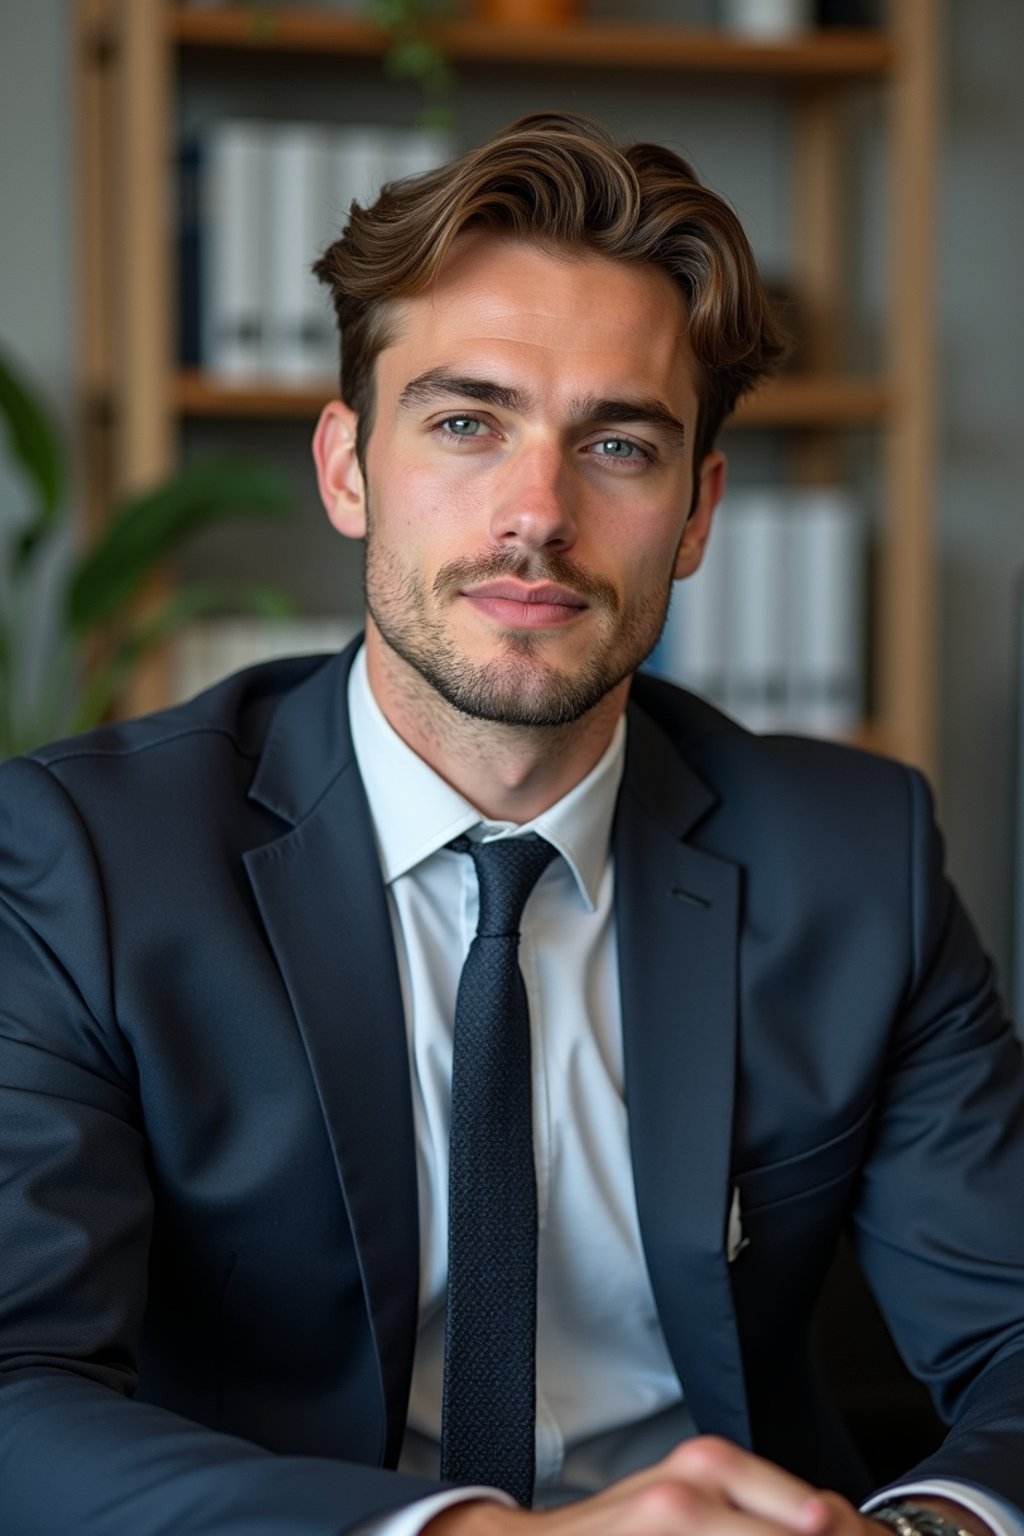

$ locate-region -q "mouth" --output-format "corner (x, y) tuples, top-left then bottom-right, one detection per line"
(461, 580), (589, 630)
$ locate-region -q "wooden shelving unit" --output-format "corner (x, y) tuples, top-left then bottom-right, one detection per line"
(74, 0), (940, 775)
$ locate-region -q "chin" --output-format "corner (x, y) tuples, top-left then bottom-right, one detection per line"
(427, 647), (633, 729)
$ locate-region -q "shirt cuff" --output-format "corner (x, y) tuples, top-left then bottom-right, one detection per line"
(350, 1485), (516, 1536)
(863, 1478), (1024, 1536)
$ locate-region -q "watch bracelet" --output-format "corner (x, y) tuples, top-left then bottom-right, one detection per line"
(872, 1502), (972, 1536)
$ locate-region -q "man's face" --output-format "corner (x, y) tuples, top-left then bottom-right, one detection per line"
(318, 234), (723, 729)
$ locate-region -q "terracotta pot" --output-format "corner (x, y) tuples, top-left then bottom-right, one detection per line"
(474, 0), (585, 26)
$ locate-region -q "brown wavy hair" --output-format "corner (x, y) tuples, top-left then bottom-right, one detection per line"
(313, 111), (788, 469)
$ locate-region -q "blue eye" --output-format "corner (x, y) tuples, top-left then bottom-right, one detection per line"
(592, 437), (646, 461)
(441, 416), (486, 437)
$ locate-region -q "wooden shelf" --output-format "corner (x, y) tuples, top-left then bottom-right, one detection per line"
(176, 372), (333, 419)
(175, 370), (889, 429)
(169, 8), (894, 78)
(734, 376), (889, 427)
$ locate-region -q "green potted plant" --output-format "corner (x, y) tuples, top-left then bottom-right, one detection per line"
(0, 345), (294, 761)
(365, 0), (456, 127)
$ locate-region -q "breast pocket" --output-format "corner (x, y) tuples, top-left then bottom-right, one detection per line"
(729, 1105), (877, 1344)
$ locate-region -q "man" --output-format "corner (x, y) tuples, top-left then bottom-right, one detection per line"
(1, 112), (1022, 1536)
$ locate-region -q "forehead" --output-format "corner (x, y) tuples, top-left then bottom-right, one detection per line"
(374, 234), (697, 408)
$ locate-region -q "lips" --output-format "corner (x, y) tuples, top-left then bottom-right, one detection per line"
(465, 580), (587, 608)
(461, 579), (588, 629)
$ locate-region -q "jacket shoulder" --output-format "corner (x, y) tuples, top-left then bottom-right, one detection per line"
(27, 653), (332, 774)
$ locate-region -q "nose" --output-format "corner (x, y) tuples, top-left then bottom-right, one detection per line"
(488, 441), (579, 554)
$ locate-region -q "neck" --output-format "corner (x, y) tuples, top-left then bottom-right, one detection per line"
(363, 628), (628, 824)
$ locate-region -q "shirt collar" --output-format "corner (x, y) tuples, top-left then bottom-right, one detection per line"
(347, 644), (625, 912)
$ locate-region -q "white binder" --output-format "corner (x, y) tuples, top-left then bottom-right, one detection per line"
(201, 119), (269, 381)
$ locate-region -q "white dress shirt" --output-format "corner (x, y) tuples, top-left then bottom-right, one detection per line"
(346, 646), (1019, 1536)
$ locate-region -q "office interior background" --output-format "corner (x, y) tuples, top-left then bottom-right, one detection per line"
(2, 1), (1023, 1002)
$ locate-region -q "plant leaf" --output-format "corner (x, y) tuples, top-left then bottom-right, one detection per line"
(386, 37), (444, 77)
(67, 457), (293, 631)
(70, 580), (294, 733)
(0, 345), (65, 567)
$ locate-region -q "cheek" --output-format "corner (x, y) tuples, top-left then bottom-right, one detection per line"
(590, 513), (686, 590)
(371, 454), (476, 546)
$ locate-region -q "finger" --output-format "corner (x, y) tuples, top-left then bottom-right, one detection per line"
(622, 1478), (834, 1536)
(661, 1438), (829, 1531)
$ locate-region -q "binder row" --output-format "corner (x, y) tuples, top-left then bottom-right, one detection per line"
(179, 120), (455, 384)
(647, 487), (867, 738)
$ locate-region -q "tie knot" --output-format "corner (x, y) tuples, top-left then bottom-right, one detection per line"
(450, 833), (558, 938)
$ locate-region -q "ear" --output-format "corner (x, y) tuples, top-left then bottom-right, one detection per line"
(313, 400), (366, 539)
(674, 450), (726, 580)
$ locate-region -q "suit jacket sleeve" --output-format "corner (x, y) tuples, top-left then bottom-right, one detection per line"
(0, 754), (439, 1535)
(851, 766), (1024, 1506)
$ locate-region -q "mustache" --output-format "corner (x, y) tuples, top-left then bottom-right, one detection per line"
(432, 551), (620, 614)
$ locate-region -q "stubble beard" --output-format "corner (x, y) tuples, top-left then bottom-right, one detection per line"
(363, 515), (676, 729)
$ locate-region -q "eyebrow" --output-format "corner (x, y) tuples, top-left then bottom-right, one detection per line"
(572, 395), (688, 448)
(398, 369), (527, 413)
(397, 367), (687, 447)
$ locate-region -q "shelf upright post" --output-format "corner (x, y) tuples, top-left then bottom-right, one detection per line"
(880, 0), (939, 777)
(109, 0), (177, 714)
(76, 0), (118, 547)
(109, 0), (174, 494)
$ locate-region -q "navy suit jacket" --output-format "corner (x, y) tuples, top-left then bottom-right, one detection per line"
(2, 640), (1024, 1534)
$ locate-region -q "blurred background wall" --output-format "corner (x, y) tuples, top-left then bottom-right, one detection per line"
(0, 3), (73, 524)
(1, 0), (1023, 992)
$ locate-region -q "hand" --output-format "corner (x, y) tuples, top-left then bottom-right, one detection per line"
(424, 1436), (875, 1536)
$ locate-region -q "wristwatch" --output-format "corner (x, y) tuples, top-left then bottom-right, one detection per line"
(871, 1503), (972, 1536)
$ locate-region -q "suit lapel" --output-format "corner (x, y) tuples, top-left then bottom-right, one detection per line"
(616, 697), (751, 1448)
(243, 646), (418, 1466)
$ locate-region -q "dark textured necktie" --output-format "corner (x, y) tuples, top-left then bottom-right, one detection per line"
(439, 832), (558, 1507)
